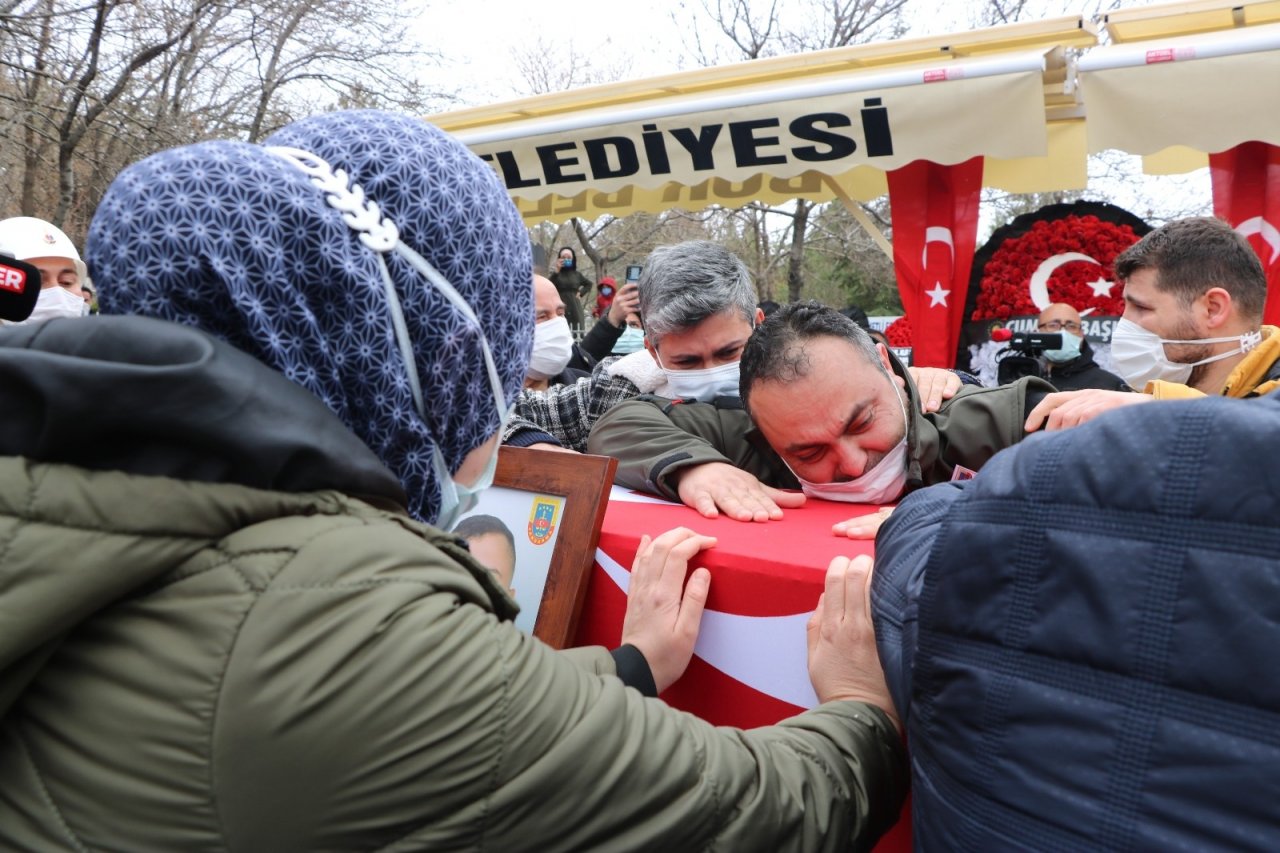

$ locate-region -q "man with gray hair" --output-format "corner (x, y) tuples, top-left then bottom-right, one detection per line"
(590, 301), (1052, 536)
(507, 242), (962, 453)
(504, 240), (762, 451)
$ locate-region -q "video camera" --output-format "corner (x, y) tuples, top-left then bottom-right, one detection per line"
(991, 328), (1063, 385)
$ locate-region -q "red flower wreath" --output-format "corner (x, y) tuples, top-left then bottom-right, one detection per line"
(885, 316), (913, 347)
(971, 214), (1139, 321)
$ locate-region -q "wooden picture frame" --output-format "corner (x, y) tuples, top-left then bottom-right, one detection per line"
(454, 446), (616, 649)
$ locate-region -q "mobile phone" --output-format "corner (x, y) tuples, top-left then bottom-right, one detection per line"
(625, 264), (643, 283)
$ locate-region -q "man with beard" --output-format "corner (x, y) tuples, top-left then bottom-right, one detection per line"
(1025, 217), (1279, 430)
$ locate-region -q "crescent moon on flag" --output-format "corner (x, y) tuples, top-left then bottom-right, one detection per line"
(921, 226), (955, 268)
(596, 547), (818, 709)
(1028, 252), (1102, 311)
(1235, 217), (1280, 263)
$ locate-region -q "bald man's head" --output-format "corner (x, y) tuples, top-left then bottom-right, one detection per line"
(1037, 303), (1083, 333)
(533, 274), (565, 325)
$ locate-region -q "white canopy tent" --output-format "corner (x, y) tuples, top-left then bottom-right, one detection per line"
(427, 16), (1097, 225)
(1079, 14), (1280, 176)
(428, 0), (1280, 225)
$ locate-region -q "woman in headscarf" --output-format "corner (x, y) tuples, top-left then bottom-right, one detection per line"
(551, 245), (591, 331)
(0, 111), (904, 850)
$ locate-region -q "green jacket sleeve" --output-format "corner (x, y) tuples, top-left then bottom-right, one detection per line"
(559, 644), (616, 675)
(589, 397), (727, 500)
(588, 396), (798, 500)
(914, 376), (1055, 483)
(214, 519), (908, 851)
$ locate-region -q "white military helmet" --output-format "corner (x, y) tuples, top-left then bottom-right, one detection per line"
(0, 216), (88, 281)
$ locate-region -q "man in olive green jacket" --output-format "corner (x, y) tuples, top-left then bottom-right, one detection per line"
(589, 302), (1053, 531)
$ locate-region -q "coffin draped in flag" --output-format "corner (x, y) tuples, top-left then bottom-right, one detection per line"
(1210, 141), (1280, 326)
(886, 158), (984, 368)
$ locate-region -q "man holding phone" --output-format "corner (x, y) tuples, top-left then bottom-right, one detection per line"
(570, 274), (640, 371)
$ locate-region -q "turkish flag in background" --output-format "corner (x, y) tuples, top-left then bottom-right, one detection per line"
(886, 157), (985, 367)
(1209, 141), (1280, 326)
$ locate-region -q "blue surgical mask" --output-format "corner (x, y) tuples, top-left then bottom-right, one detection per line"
(1043, 330), (1082, 364)
(613, 327), (645, 355)
(433, 429), (505, 532)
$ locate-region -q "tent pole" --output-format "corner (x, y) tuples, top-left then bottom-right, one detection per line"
(821, 175), (894, 262)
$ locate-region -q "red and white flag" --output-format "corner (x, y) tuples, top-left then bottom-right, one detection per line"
(886, 157), (984, 367)
(1210, 141), (1280, 326)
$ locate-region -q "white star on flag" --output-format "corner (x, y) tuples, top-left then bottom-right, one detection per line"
(925, 282), (950, 307)
(1087, 277), (1114, 298)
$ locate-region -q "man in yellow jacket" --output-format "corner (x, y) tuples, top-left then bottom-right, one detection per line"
(1025, 216), (1279, 431)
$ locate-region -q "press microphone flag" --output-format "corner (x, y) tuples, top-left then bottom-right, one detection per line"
(0, 255), (42, 322)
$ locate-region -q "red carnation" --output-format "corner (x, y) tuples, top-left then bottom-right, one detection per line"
(972, 214), (1139, 321)
(885, 316), (913, 347)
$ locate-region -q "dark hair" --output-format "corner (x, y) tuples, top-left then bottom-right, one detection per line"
(452, 514), (515, 553)
(1114, 217), (1266, 321)
(839, 304), (871, 330)
(758, 300), (781, 317)
(740, 300), (882, 412)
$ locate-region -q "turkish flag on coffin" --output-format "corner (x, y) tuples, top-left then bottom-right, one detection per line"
(1210, 141), (1280, 327)
(574, 488), (879, 727)
(572, 488), (912, 853)
(886, 157), (985, 368)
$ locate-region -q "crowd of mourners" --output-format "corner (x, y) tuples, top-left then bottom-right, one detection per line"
(1, 109), (1277, 851)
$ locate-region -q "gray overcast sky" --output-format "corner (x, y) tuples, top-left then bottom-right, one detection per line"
(414, 0), (691, 106)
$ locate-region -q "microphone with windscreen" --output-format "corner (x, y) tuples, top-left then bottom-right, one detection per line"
(0, 255), (41, 322)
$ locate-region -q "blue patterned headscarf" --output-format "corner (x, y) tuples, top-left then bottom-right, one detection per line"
(88, 110), (533, 523)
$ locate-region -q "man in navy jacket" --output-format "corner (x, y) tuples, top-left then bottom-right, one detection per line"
(872, 390), (1280, 850)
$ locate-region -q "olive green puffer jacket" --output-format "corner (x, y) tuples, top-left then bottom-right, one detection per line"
(0, 317), (907, 851)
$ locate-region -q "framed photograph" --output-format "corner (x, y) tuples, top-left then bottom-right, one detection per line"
(451, 446), (617, 648)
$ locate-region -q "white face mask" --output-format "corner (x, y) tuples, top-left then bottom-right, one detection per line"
(527, 315), (573, 380)
(1110, 317), (1262, 390)
(788, 390), (910, 505)
(658, 357), (741, 402)
(19, 286), (89, 325)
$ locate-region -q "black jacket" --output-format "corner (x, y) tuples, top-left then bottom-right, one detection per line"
(1042, 339), (1130, 392)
